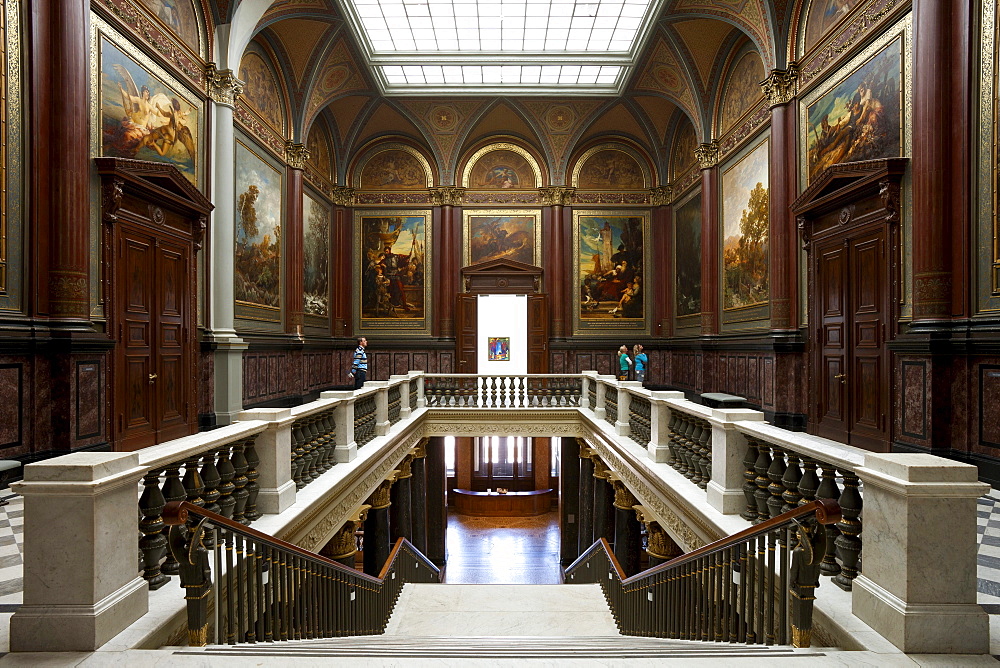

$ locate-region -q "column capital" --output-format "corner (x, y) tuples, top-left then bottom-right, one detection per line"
(760, 63), (799, 107)
(695, 141), (719, 169)
(369, 478), (394, 509)
(539, 186), (576, 206)
(591, 456), (611, 480)
(649, 185), (672, 207)
(429, 186), (465, 206)
(332, 186), (356, 206)
(411, 439), (428, 459)
(205, 63), (244, 107)
(285, 141), (310, 170)
(612, 479), (638, 510)
(396, 454), (414, 479)
(645, 520), (683, 561)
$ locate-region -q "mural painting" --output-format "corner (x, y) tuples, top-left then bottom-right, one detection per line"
(303, 192), (330, 317)
(235, 142), (283, 309)
(307, 122), (332, 181)
(469, 149), (536, 189)
(239, 52), (285, 132)
(719, 52), (765, 134)
(139, 0), (200, 53)
(674, 192), (703, 317)
(465, 213), (539, 266)
(577, 149), (645, 189)
(359, 149), (426, 190)
(722, 139), (769, 310)
(99, 36), (200, 185)
(806, 37), (902, 182)
(672, 121), (698, 176)
(358, 214), (428, 322)
(804, 0), (863, 52)
(488, 337), (511, 362)
(575, 213), (646, 326)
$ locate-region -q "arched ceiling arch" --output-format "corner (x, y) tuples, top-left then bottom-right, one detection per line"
(662, 0), (778, 68)
(456, 100), (552, 185)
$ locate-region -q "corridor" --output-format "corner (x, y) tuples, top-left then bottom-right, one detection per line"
(443, 511), (562, 585)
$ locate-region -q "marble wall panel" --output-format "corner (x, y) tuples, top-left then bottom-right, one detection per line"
(979, 363), (1000, 448)
(75, 360), (101, 439)
(0, 364), (22, 449)
(901, 360), (927, 440)
(198, 351), (214, 416)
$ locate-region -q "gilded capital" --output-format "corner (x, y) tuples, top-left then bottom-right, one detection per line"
(411, 439), (428, 459)
(369, 478), (394, 509)
(205, 63), (244, 107)
(333, 186), (356, 207)
(539, 186), (576, 206)
(592, 456), (611, 480)
(760, 63), (798, 108)
(646, 521), (683, 560)
(285, 141), (310, 170)
(694, 142), (719, 169)
(396, 454), (414, 479)
(649, 185), (672, 207)
(612, 480), (638, 510)
(430, 186), (465, 206)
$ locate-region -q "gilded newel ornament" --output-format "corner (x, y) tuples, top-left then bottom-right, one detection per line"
(694, 142), (719, 169)
(205, 63), (244, 107)
(539, 186), (576, 206)
(285, 141), (310, 170)
(760, 63), (799, 107)
(649, 185), (672, 207)
(333, 186), (356, 207)
(430, 186), (466, 206)
(612, 480), (638, 510)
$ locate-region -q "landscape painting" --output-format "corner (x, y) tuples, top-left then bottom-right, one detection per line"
(722, 139), (769, 310)
(488, 337), (510, 362)
(575, 213), (646, 329)
(358, 213), (429, 326)
(303, 192), (330, 317)
(806, 36), (902, 182)
(674, 192), (702, 317)
(465, 212), (540, 266)
(99, 35), (200, 186)
(235, 142), (283, 309)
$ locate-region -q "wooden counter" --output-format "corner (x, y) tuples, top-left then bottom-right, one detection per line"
(452, 488), (553, 517)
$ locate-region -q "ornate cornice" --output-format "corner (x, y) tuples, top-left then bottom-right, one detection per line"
(285, 142), (310, 170)
(694, 142), (719, 170)
(333, 186), (356, 207)
(649, 185), (672, 207)
(760, 63), (799, 108)
(205, 63), (243, 107)
(538, 186), (576, 206)
(429, 186), (466, 206)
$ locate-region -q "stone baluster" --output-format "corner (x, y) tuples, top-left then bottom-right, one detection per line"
(200, 451), (222, 545)
(816, 464), (841, 577)
(231, 438), (250, 525)
(302, 416), (320, 482)
(696, 419), (712, 488)
(318, 410), (336, 471)
(244, 437), (261, 522)
(216, 445), (236, 521)
(797, 458), (819, 506)
(138, 468), (169, 589)
(833, 471), (862, 590)
(688, 419), (704, 486)
(766, 445), (787, 520)
(666, 412), (680, 467)
(489, 376), (498, 407)
(290, 420), (306, 488)
(677, 415), (694, 477)
(741, 439), (760, 521)
(752, 442), (773, 523)
(182, 456), (205, 510)
(159, 462), (186, 576)
(781, 453), (802, 514)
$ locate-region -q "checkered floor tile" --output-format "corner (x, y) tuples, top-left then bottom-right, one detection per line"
(0, 494), (23, 606)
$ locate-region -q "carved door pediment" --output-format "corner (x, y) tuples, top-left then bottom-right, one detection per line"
(461, 258), (543, 294)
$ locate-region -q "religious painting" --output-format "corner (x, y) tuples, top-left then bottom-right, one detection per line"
(576, 149), (646, 190)
(138, 0), (201, 54)
(674, 192), (702, 317)
(806, 36), (902, 182)
(355, 210), (433, 334)
(239, 52), (285, 133)
(98, 35), (201, 186)
(468, 149), (537, 189)
(672, 121), (698, 176)
(804, 0), (863, 52)
(488, 337), (511, 362)
(719, 52), (765, 134)
(463, 210), (542, 267)
(303, 192), (330, 317)
(235, 141), (283, 311)
(359, 149), (427, 190)
(722, 138), (769, 310)
(306, 121), (333, 181)
(573, 211), (649, 334)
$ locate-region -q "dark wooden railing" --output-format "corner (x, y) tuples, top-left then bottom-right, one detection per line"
(163, 500), (440, 646)
(564, 499), (841, 648)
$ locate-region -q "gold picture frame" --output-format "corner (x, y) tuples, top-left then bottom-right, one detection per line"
(462, 209), (542, 267)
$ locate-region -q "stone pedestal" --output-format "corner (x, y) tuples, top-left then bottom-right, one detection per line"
(707, 408), (766, 515)
(322, 390), (358, 462)
(239, 408), (296, 514)
(648, 391), (685, 462)
(10, 453), (148, 651)
(853, 454), (989, 654)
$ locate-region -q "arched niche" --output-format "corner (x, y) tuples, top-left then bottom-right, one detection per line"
(460, 142), (544, 190)
(351, 142), (435, 190)
(570, 142), (653, 190)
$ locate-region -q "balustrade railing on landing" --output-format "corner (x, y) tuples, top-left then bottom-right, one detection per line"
(422, 374), (582, 407)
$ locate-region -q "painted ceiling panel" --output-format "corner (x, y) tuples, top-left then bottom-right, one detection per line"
(578, 103), (648, 146)
(329, 95), (372, 145)
(634, 95), (678, 143)
(672, 19), (734, 88)
(355, 103), (425, 147)
(269, 19), (335, 87)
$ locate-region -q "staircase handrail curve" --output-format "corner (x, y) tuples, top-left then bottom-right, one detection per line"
(163, 500), (441, 584)
(565, 498), (841, 584)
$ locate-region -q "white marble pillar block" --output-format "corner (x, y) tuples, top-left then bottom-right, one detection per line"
(239, 408), (296, 514)
(10, 453), (148, 651)
(594, 378), (608, 420)
(616, 384), (641, 436)
(393, 375), (412, 418)
(647, 391), (685, 463)
(410, 371), (426, 409)
(853, 453), (989, 654)
(365, 381), (390, 435)
(322, 391), (358, 462)
(706, 408), (765, 515)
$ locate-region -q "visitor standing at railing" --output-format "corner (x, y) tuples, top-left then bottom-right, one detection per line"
(349, 336), (368, 389)
(617, 345), (631, 381)
(633, 344), (647, 384)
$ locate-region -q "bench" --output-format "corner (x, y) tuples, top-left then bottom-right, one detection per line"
(700, 392), (746, 409)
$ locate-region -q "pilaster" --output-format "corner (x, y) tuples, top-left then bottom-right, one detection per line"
(696, 142), (720, 336)
(284, 141), (309, 336)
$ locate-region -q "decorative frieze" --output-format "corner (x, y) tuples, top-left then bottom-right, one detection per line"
(429, 186), (466, 206)
(355, 192), (431, 205)
(285, 142), (310, 170)
(694, 142), (719, 169)
(760, 64), (799, 107)
(462, 191), (541, 205)
(205, 64), (243, 107)
(539, 186), (576, 206)
(572, 192), (650, 205)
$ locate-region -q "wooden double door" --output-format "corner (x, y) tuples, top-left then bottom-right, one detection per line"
(456, 293), (549, 373)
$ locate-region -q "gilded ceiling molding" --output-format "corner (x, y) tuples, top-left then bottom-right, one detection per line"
(285, 141), (310, 169)
(539, 186), (576, 206)
(694, 141), (719, 169)
(649, 185), (673, 206)
(760, 63), (799, 107)
(205, 63), (243, 107)
(429, 186), (466, 206)
(460, 142), (543, 189)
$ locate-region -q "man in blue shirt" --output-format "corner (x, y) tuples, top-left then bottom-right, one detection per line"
(349, 337), (368, 389)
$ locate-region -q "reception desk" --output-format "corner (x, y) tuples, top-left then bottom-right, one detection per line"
(452, 488), (553, 517)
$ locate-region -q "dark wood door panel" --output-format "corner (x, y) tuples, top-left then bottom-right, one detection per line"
(527, 294), (548, 374)
(456, 294), (477, 374)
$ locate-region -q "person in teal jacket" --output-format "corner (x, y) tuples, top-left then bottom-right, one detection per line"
(617, 345), (631, 381)
(633, 344), (648, 384)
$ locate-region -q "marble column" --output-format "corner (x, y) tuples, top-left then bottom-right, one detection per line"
(592, 457), (615, 544)
(410, 442), (429, 555)
(650, 187), (673, 337)
(284, 142), (309, 337)
(332, 188), (355, 338)
(761, 66), (799, 331)
(559, 437), (580, 565)
(540, 187), (574, 339)
(431, 187), (464, 338)
(612, 480), (641, 576)
(205, 65), (248, 425)
(425, 436), (448, 566)
(390, 456), (413, 542)
(643, 517), (682, 568)
(363, 478), (394, 576)
(577, 445), (595, 554)
(696, 142), (720, 336)
(320, 508), (369, 569)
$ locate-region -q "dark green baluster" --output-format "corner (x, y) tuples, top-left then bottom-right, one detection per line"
(139, 469), (169, 589)
(160, 462), (186, 576)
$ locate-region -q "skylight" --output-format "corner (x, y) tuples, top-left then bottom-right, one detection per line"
(340, 0), (663, 95)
